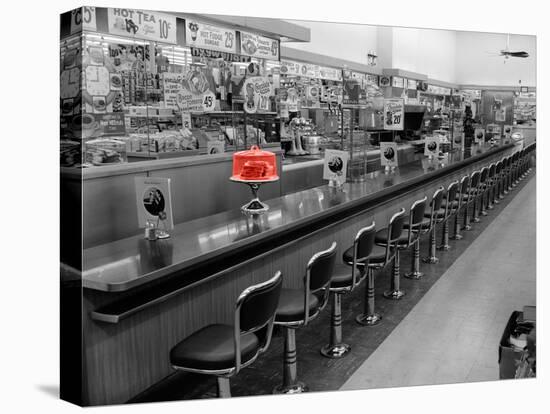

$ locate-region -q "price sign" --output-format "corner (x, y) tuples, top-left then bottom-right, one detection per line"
(70, 6), (96, 34)
(185, 19), (236, 53)
(383, 98), (404, 130)
(243, 77), (272, 114)
(240, 31), (279, 60)
(181, 112), (191, 129)
(107, 8), (177, 44)
(162, 73), (184, 109)
(202, 91), (216, 111)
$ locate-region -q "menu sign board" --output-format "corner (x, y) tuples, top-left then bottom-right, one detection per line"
(383, 98), (404, 130)
(162, 73), (184, 109)
(243, 77), (272, 114)
(424, 136), (440, 157)
(323, 149), (349, 186)
(107, 8), (177, 44)
(70, 7), (97, 34)
(185, 19), (237, 53)
(474, 128), (485, 144)
(135, 177), (174, 231)
(240, 31), (279, 60)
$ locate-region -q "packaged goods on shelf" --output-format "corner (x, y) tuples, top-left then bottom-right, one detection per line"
(84, 138), (127, 166)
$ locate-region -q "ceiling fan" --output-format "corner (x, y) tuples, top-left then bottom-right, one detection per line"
(498, 34), (529, 60)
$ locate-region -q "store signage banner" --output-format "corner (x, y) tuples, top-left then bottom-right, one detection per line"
(190, 47), (251, 63)
(392, 76), (405, 88)
(135, 177), (174, 230)
(383, 98), (404, 130)
(319, 66), (342, 81)
(162, 73), (184, 109)
(240, 31), (279, 60)
(176, 69), (216, 113)
(70, 7), (97, 34)
(424, 136), (440, 157)
(243, 77), (272, 114)
(366, 74), (379, 85)
(280, 60), (301, 76)
(323, 150), (349, 185)
(407, 79), (417, 90)
(107, 8), (177, 44)
(185, 19), (236, 53)
(380, 142), (398, 168)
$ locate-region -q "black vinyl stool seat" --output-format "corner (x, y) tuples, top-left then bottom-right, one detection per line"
(402, 196), (429, 280)
(274, 242), (337, 394)
(437, 180), (460, 251)
(170, 271), (283, 398)
(321, 223), (376, 358)
(371, 207), (408, 300)
(423, 186), (446, 264)
(450, 175), (470, 240)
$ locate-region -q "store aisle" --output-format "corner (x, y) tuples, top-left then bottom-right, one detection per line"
(341, 174), (536, 390)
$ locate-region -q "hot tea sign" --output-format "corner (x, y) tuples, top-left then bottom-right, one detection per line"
(107, 8), (177, 44)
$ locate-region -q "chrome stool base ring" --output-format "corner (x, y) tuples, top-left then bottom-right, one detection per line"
(355, 313), (382, 326)
(383, 289), (405, 300)
(274, 382), (308, 394)
(320, 343), (351, 359)
(473, 217), (481, 223)
(404, 270), (423, 279)
(481, 211), (488, 216)
(422, 256), (439, 264)
(462, 224), (472, 231)
(451, 234), (463, 240)
(437, 244), (451, 251)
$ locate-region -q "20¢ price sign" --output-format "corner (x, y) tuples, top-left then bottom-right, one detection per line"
(383, 98), (405, 131)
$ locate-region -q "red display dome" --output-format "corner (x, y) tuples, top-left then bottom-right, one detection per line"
(231, 145), (278, 181)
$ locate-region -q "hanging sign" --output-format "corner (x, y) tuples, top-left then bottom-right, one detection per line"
(107, 8), (177, 44)
(185, 19), (236, 53)
(280, 60), (301, 76)
(135, 177), (174, 230)
(392, 76), (405, 88)
(190, 47), (250, 63)
(366, 74), (379, 85)
(407, 79), (417, 90)
(176, 69), (216, 113)
(319, 66), (342, 81)
(240, 31), (280, 60)
(474, 128), (485, 144)
(424, 136), (440, 157)
(323, 150), (349, 186)
(383, 98), (404, 130)
(70, 7), (97, 34)
(380, 142), (399, 168)
(243, 77), (272, 114)
(162, 73), (184, 109)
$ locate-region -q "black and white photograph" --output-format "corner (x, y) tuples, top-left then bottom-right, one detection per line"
(1, 0), (547, 413)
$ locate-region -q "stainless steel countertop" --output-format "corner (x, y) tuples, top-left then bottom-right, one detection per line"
(80, 143), (512, 292)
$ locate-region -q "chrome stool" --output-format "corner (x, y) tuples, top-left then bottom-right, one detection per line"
(463, 170), (480, 230)
(511, 152), (520, 188)
(438, 180), (460, 251)
(373, 208), (408, 300)
(274, 242), (337, 394)
(321, 222), (375, 354)
(477, 166), (490, 218)
(492, 161), (503, 205)
(402, 196), (429, 279)
(423, 186), (445, 264)
(499, 157), (511, 198)
(485, 163), (496, 210)
(169, 271), (283, 398)
(451, 175), (470, 240)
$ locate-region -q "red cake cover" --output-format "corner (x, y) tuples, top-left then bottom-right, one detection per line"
(231, 145), (278, 181)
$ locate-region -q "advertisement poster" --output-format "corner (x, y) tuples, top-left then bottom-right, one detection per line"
(280, 60), (301, 76)
(323, 150), (349, 185)
(243, 77), (272, 114)
(503, 125), (513, 138)
(162, 73), (184, 109)
(135, 177), (174, 230)
(495, 108), (506, 122)
(392, 76), (405, 88)
(240, 31), (279, 60)
(473, 128), (484, 143)
(107, 43), (151, 72)
(176, 68), (216, 113)
(107, 8), (177, 44)
(70, 7), (97, 34)
(383, 98), (404, 130)
(181, 112), (191, 129)
(319, 66), (342, 81)
(343, 70), (362, 105)
(380, 142), (399, 168)
(286, 88), (299, 112)
(424, 136), (440, 157)
(207, 140), (225, 154)
(185, 19), (236, 53)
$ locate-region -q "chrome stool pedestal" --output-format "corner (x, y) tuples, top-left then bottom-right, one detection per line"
(384, 249), (406, 300)
(423, 226), (439, 264)
(274, 327), (308, 394)
(437, 220), (451, 251)
(320, 292), (351, 358)
(356, 268), (382, 325)
(404, 239), (423, 279)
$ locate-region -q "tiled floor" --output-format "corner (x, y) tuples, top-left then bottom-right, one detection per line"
(341, 174), (536, 391)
